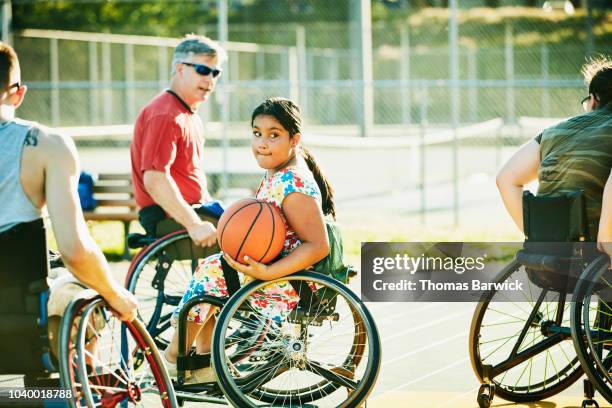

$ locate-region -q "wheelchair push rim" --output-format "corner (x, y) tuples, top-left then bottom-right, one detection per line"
(126, 231), (197, 351)
(74, 298), (177, 407)
(571, 254), (612, 403)
(469, 259), (583, 402)
(211, 271), (381, 408)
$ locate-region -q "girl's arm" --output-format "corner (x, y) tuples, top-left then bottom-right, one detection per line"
(496, 140), (541, 233)
(223, 192), (330, 280)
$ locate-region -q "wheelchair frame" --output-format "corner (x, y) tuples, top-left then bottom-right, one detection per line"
(469, 191), (612, 408)
(125, 229), (382, 407)
(0, 219), (178, 408)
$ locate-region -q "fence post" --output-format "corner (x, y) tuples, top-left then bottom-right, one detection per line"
(89, 41), (99, 125)
(288, 47), (299, 105)
(1, 0), (12, 44)
(102, 41), (112, 125)
(158, 46), (168, 90)
(125, 43), (135, 123)
(50, 38), (60, 126)
(449, 0), (459, 226)
(505, 21), (515, 125)
(400, 24), (411, 125)
(468, 47), (477, 123)
(419, 84), (428, 226)
(329, 51), (339, 124)
(296, 25), (308, 120)
(541, 43), (550, 117)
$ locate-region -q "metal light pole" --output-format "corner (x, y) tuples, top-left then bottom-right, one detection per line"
(217, 0), (229, 198)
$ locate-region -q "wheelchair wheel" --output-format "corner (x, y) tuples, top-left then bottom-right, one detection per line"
(126, 231), (199, 350)
(571, 254), (612, 403)
(469, 259), (583, 402)
(211, 271), (381, 408)
(74, 297), (177, 407)
(59, 292), (98, 407)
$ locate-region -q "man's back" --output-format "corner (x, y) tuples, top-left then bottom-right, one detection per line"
(537, 104), (612, 238)
(0, 119), (42, 232)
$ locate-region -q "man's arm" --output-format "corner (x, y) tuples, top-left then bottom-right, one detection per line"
(143, 170), (216, 247)
(496, 140), (541, 233)
(44, 133), (138, 321)
(597, 170), (612, 259)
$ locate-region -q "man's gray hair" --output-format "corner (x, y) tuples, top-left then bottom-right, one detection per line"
(171, 34), (227, 76)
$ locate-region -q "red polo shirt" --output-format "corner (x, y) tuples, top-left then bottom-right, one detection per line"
(131, 91), (205, 209)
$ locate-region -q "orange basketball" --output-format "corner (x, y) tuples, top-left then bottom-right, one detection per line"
(217, 198), (286, 264)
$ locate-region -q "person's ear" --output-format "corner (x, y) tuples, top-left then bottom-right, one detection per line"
(13, 85), (27, 109)
(592, 95), (600, 110)
(291, 133), (301, 148)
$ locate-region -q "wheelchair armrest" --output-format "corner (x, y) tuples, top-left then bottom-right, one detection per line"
(516, 249), (584, 273)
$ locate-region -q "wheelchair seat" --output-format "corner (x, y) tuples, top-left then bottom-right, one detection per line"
(0, 218), (54, 376)
(520, 190), (597, 293)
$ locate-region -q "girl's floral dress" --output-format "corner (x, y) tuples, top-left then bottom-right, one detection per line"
(171, 165), (321, 325)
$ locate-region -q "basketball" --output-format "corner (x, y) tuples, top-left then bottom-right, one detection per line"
(217, 198), (286, 264)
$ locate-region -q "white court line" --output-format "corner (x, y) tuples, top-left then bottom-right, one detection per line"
(372, 303), (448, 327)
(382, 330), (467, 367)
(382, 309), (471, 343)
(373, 353), (470, 400)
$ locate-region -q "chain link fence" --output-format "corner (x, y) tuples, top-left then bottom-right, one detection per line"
(11, 3), (612, 228)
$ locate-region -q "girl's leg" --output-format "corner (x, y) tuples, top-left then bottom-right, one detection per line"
(165, 321), (204, 363)
(195, 308), (216, 354)
(165, 305), (216, 362)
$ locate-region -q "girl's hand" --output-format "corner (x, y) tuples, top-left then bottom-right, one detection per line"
(223, 252), (268, 280)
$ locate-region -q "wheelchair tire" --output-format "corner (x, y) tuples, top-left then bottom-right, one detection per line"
(59, 292), (100, 408)
(211, 271), (381, 408)
(74, 297), (178, 407)
(571, 255), (612, 403)
(126, 231), (199, 350)
(469, 259), (583, 402)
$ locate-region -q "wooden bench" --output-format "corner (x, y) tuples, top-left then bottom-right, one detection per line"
(82, 170), (262, 258)
(82, 173), (137, 258)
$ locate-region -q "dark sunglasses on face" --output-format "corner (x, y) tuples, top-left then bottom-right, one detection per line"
(181, 62), (222, 78)
(6, 82), (19, 91)
(581, 95), (591, 109)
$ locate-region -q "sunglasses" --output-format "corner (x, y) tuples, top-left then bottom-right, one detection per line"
(181, 62), (222, 78)
(581, 95), (590, 110)
(5, 82), (19, 92)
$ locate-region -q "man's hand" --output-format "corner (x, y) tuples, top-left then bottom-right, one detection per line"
(187, 221), (217, 247)
(104, 285), (139, 322)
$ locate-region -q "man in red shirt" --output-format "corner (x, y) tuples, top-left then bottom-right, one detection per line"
(131, 35), (226, 247)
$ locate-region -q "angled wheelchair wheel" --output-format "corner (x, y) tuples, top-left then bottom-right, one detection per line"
(211, 271), (381, 408)
(73, 297), (177, 407)
(59, 292), (98, 408)
(571, 254), (612, 403)
(126, 231), (200, 350)
(470, 260), (583, 402)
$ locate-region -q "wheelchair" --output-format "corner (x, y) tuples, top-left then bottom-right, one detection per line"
(469, 191), (612, 408)
(125, 218), (381, 407)
(0, 218), (178, 407)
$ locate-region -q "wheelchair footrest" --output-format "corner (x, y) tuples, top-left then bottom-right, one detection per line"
(177, 353), (211, 371)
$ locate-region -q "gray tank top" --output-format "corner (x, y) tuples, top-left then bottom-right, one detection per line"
(0, 119), (43, 233)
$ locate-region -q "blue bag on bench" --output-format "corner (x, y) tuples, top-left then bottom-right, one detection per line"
(77, 171), (97, 211)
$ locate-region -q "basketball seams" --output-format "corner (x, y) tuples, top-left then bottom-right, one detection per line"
(218, 199), (260, 254)
(258, 202), (276, 263)
(233, 201), (263, 261)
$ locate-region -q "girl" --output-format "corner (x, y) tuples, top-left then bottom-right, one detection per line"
(162, 97), (336, 382)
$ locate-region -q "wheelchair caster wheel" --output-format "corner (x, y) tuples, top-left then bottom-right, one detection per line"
(477, 384), (495, 408)
(582, 400), (599, 408)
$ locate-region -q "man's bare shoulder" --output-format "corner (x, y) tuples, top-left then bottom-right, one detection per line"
(26, 124), (78, 160)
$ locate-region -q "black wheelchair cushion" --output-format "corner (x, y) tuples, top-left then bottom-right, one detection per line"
(127, 233), (157, 249)
(520, 191), (599, 293)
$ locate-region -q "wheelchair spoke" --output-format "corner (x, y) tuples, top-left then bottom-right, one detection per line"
(305, 360), (359, 390)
